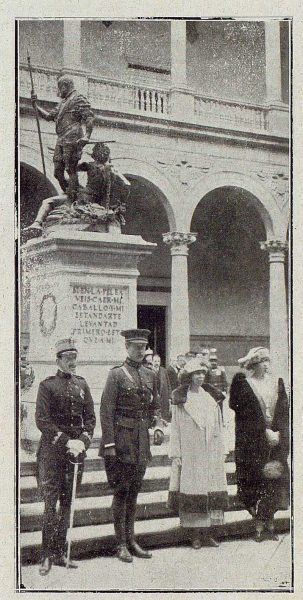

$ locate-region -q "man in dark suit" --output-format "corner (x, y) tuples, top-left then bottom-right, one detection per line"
(204, 348), (228, 418)
(167, 354), (186, 391)
(35, 338), (96, 575)
(100, 329), (163, 562)
(152, 354), (172, 422)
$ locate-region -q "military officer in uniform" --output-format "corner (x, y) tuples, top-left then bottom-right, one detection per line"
(204, 348), (228, 418)
(35, 339), (96, 575)
(99, 329), (163, 563)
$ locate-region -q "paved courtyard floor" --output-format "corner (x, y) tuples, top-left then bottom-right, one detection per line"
(20, 533), (292, 592)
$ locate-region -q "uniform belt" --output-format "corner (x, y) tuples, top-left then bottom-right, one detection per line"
(116, 409), (149, 419)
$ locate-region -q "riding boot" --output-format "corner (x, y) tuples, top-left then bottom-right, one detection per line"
(125, 495), (152, 558)
(112, 491), (133, 562)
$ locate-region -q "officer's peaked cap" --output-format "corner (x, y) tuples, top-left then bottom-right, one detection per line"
(55, 338), (78, 356)
(121, 329), (151, 343)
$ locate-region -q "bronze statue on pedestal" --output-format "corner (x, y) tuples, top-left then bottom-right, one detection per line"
(25, 68), (130, 233)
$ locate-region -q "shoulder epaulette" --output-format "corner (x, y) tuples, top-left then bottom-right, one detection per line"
(74, 374), (85, 380)
(43, 375), (56, 382)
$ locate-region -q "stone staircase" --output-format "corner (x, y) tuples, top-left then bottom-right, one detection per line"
(20, 441), (290, 564)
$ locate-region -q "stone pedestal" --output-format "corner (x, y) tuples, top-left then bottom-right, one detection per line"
(21, 230), (156, 449)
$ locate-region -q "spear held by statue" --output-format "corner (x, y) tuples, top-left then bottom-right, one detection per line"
(27, 50), (47, 179)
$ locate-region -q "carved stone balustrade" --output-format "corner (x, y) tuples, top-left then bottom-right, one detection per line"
(19, 63), (288, 137)
(194, 95), (267, 131)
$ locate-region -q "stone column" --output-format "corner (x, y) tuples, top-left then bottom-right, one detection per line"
(264, 21), (282, 104)
(170, 21), (194, 120)
(62, 20), (88, 95)
(264, 21), (289, 135)
(163, 231), (196, 357)
(63, 20), (82, 71)
(171, 20), (187, 87)
(260, 239), (288, 382)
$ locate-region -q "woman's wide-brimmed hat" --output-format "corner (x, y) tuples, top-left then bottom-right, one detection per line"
(238, 347), (270, 369)
(184, 358), (209, 374)
(180, 358), (209, 384)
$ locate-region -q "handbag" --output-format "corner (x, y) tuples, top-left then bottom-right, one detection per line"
(262, 449), (284, 480)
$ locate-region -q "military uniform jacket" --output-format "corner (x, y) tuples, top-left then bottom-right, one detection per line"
(99, 358), (161, 465)
(204, 366), (228, 394)
(35, 370), (96, 455)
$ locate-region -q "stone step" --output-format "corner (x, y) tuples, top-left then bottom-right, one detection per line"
(20, 485), (242, 533)
(20, 445), (236, 477)
(20, 463), (237, 504)
(20, 445), (172, 477)
(20, 509), (290, 565)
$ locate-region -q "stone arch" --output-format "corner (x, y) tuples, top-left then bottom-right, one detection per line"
(184, 170), (286, 239)
(20, 162), (57, 232)
(20, 144), (60, 194)
(112, 157), (177, 231)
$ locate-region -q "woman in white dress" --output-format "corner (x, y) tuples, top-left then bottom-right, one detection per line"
(168, 359), (228, 548)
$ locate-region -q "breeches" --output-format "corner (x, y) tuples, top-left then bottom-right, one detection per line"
(37, 451), (84, 558)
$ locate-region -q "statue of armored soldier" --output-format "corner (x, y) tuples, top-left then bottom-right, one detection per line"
(31, 74), (94, 200)
(25, 73), (131, 233)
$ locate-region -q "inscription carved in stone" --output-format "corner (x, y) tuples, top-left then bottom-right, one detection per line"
(71, 284), (127, 346)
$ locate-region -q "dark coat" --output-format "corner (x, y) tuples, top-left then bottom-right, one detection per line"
(167, 365), (180, 391)
(99, 358), (160, 465)
(35, 370), (96, 457)
(229, 372), (289, 513)
(154, 366), (172, 421)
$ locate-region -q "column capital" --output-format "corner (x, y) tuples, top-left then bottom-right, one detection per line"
(260, 239), (288, 261)
(163, 231), (197, 255)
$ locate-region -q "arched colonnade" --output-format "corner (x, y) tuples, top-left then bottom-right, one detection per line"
(20, 148), (289, 380)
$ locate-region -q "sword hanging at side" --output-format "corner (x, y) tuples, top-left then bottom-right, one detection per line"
(27, 50), (47, 179)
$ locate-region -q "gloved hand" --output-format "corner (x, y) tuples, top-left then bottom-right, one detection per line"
(265, 428), (280, 447)
(31, 91), (38, 103)
(66, 439), (86, 457)
(172, 457), (182, 467)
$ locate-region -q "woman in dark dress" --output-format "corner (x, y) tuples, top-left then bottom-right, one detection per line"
(229, 347), (289, 542)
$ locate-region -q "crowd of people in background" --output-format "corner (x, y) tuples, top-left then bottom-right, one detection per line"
(143, 346), (228, 424)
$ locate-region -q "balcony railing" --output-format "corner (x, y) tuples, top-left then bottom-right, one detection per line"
(19, 63), (287, 135)
(88, 76), (171, 116)
(194, 95), (267, 131)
